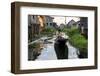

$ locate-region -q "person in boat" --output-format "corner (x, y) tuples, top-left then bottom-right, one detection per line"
(54, 29), (68, 59)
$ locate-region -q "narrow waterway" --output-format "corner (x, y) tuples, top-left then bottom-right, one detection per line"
(35, 35), (79, 60)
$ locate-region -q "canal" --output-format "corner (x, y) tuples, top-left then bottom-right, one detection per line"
(28, 34), (79, 61)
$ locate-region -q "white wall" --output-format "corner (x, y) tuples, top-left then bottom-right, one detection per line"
(0, 0), (100, 76)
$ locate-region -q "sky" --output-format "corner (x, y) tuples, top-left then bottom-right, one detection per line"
(52, 16), (80, 26)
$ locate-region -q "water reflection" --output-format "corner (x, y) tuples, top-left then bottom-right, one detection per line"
(28, 34), (79, 61)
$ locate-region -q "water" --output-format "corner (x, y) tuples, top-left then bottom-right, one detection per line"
(67, 42), (79, 59)
(35, 35), (79, 60)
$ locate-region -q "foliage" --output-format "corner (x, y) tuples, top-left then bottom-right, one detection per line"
(62, 26), (88, 57)
(62, 27), (79, 37)
(41, 28), (56, 37)
(70, 34), (87, 51)
(43, 28), (56, 33)
(68, 29), (79, 36)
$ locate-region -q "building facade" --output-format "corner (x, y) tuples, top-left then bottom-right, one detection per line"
(78, 17), (88, 39)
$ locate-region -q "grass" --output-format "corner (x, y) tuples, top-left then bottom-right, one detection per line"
(62, 26), (88, 58)
(70, 34), (87, 50)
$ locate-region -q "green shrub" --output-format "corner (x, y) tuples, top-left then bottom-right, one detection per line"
(62, 28), (68, 32)
(70, 34), (87, 50)
(69, 34), (87, 58)
(41, 28), (56, 37)
(65, 27), (88, 58)
(67, 28), (79, 37)
(62, 27), (79, 37)
(43, 28), (55, 32)
(62, 27), (87, 50)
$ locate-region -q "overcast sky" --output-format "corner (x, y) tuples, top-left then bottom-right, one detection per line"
(52, 16), (80, 26)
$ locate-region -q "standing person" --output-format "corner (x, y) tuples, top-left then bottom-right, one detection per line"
(54, 29), (68, 59)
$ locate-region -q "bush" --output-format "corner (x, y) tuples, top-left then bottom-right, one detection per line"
(41, 28), (56, 37)
(62, 27), (79, 37)
(70, 34), (87, 50)
(44, 28), (55, 32)
(63, 27), (88, 58)
(63, 27), (87, 50)
(69, 34), (88, 58)
(67, 27), (79, 37)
